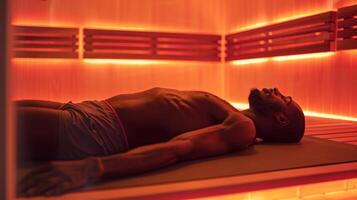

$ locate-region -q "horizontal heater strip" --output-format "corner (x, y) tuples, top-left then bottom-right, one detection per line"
(83, 28), (221, 61)
(337, 4), (357, 50)
(226, 11), (336, 60)
(13, 25), (79, 58)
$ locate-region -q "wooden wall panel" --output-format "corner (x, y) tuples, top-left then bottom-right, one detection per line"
(11, 0), (357, 118)
(225, 0), (333, 34)
(11, 0), (224, 34)
(225, 0), (357, 118)
(10, 0), (225, 101)
(12, 59), (222, 102)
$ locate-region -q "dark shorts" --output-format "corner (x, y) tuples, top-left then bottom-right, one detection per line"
(58, 100), (129, 160)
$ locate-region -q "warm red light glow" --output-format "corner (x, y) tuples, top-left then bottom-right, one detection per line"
(233, 22), (269, 32)
(230, 58), (269, 65)
(83, 59), (167, 65)
(303, 111), (357, 122)
(231, 102), (357, 122)
(230, 102), (249, 110)
(197, 179), (357, 200)
(230, 52), (334, 65)
(272, 52), (333, 61)
(274, 11), (332, 23)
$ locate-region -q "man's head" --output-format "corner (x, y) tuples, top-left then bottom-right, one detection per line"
(248, 88), (305, 143)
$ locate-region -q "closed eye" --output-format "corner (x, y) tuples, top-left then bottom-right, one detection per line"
(284, 96), (292, 104)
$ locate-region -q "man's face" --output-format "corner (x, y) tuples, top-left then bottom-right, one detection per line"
(248, 88), (293, 115)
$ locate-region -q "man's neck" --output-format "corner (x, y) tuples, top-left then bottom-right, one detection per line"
(241, 109), (255, 121)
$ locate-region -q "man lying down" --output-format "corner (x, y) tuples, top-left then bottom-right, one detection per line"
(17, 87), (305, 196)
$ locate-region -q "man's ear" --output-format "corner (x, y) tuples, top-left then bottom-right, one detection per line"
(274, 112), (289, 126)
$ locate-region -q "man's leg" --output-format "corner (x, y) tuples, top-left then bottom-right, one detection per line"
(15, 100), (63, 109)
(17, 107), (62, 164)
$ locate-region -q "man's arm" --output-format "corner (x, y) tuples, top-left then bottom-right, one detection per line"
(98, 113), (256, 179)
(18, 114), (255, 196)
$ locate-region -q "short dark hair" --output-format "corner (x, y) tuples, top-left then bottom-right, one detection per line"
(262, 102), (305, 143)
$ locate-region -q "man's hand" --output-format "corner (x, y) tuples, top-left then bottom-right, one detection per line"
(18, 157), (102, 197)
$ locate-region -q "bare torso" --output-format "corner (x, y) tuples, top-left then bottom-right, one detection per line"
(105, 87), (240, 149)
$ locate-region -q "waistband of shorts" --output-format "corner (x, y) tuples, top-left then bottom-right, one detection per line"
(101, 100), (130, 150)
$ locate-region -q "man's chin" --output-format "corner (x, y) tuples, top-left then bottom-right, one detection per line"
(250, 88), (260, 95)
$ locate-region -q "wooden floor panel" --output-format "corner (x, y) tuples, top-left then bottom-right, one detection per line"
(306, 117), (357, 145)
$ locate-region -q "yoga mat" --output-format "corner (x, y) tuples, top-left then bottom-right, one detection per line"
(79, 136), (357, 191)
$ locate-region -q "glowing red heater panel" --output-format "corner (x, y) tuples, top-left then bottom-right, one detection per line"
(83, 29), (221, 61)
(337, 4), (357, 50)
(226, 11), (336, 60)
(13, 26), (79, 58)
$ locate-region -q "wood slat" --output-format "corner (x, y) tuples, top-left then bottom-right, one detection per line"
(314, 132), (357, 139)
(15, 35), (77, 42)
(337, 39), (357, 50)
(330, 136), (357, 142)
(305, 117), (357, 146)
(84, 52), (219, 61)
(85, 45), (218, 52)
(306, 124), (357, 130)
(347, 141), (357, 145)
(14, 51), (78, 58)
(306, 128), (357, 135)
(337, 29), (357, 38)
(307, 123), (352, 127)
(338, 18), (357, 28)
(14, 25), (77, 35)
(15, 43), (78, 49)
(84, 29), (220, 40)
(85, 38), (150, 44)
(85, 38), (218, 46)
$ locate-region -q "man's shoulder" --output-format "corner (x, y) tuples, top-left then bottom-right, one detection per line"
(223, 115), (256, 150)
